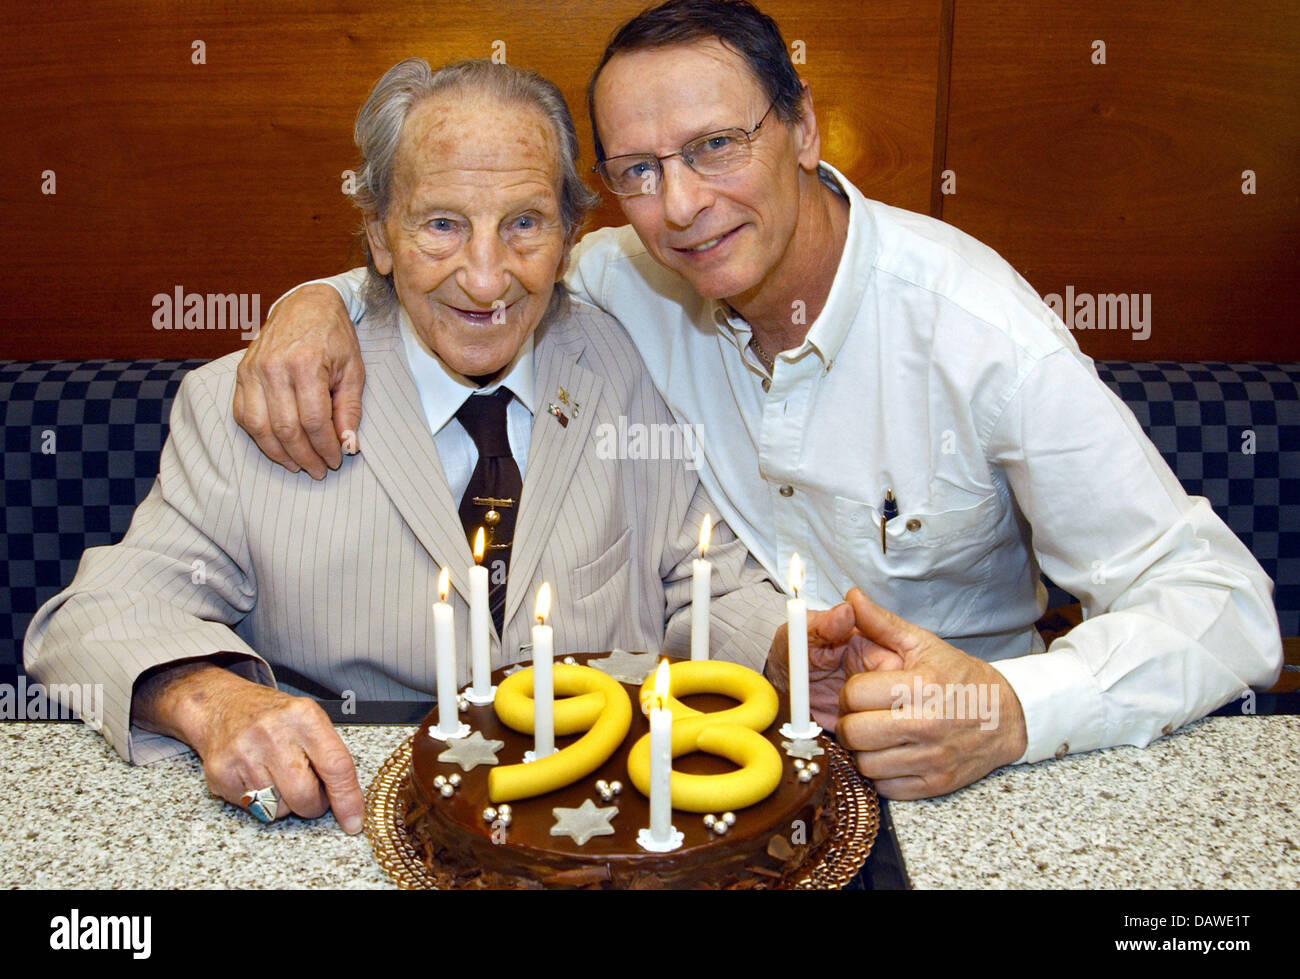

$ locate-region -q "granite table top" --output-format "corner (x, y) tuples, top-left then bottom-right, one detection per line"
(1, 715), (1296, 889)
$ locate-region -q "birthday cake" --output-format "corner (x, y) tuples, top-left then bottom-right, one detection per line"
(399, 652), (837, 889)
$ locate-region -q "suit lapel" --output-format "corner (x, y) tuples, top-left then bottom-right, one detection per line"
(356, 310), (477, 604)
(502, 310), (604, 627)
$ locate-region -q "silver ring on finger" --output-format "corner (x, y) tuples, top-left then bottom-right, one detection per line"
(240, 785), (280, 823)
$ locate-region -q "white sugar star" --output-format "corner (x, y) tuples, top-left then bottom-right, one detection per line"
(781, 738), (825, 760)
(588, 648), (660, 684)
(550, 798), (619, 846)
(437, 730), (505, 771)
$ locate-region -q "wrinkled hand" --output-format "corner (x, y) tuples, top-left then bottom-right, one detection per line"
(767, 602), (905, 732)
(135, 662), (365, 833)
(233, 283), (364, 479)
(836, 588), (1028, 800)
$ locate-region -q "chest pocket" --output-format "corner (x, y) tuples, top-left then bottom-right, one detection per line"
(570, 525), (633, 600)
(833, 491), (1000, 582)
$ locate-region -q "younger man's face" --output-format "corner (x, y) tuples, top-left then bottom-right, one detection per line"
(593, 38), (816, 306)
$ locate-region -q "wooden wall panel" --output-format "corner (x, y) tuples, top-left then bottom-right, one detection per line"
(939, 0), (1300, 360)
(0, 0), (939, 360)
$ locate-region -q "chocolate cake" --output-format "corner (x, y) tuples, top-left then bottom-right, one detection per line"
(400, 653), (836, 889)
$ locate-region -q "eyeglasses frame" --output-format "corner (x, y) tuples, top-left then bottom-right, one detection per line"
(592, 101), (778, 197)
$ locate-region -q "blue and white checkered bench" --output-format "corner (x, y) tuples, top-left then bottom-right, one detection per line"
(3, 359), (1297, 684)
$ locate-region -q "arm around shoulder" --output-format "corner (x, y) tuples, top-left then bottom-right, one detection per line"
(233, 268), (369, 478)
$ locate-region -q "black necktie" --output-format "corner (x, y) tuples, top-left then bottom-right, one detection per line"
(455, 388), (522, 635)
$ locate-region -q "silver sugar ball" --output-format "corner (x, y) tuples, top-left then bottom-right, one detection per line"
(448, 773), (462, 787)
(793, 758), (806, 770)
(599, 788), (613, 802)
(808, 763), (820, 775)
(563, 656), (577, 664)
(722, 811), (736, 827)
(703, 814), (717, 829)
(498, 804), (512, 818)
(439, 783), (455, 798)
(798, 768), (813, 783)
(482, 807), (498, 823)
(433, 774), (447, 788)
(609, 780), (623, 795)
(714, 820), (728, 835)
(498, 812), (512, 828)
(595, 779), (609, 793)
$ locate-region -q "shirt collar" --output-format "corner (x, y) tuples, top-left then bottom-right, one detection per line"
(397, 306), (536, 435)
(708, 160), (876, 366)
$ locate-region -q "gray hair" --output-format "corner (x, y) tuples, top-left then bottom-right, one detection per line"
(351, 57), (599, 316)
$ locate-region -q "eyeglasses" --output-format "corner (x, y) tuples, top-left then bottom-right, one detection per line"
(593, 102), (776, 198)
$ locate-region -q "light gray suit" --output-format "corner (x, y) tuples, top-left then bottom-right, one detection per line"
(24, 297), (787, 764)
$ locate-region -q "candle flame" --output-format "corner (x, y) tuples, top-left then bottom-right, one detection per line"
(437, 566), (450, 602)
(534, 581), (551, 624)
(653, 658), (670, 711)
(473, 527), (486, 563)
(787, 552), (804, 598)
(698, 513), (712, 557)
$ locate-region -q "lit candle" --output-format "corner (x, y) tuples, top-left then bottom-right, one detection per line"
(637, 659), (682, 852)
(465, 528), (495, 704)
(691, 513), (712, 661)
(779, 553), (822, 741)
(431, 567), (468, 740)
(529, 582), (555, 761)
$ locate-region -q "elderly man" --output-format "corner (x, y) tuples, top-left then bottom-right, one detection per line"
(232, 0), (1281, 800)
(24, 56), (787, 832)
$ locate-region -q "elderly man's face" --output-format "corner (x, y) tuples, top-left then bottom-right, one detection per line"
(366, 93), (567, 378)
(594, 39), (818, 306)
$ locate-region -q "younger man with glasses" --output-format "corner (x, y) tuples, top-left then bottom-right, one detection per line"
(230, 0), (1281, 800)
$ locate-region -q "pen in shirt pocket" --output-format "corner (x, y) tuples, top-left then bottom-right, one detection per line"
(880, 489), (898, 555)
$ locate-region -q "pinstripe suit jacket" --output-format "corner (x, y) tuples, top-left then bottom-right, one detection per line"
(24, 297), (787, 764)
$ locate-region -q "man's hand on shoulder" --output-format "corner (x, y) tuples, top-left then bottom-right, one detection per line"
(836, 588), (1028, 801)
(233, 283), (364, 479)
(133, 659), (365, 833)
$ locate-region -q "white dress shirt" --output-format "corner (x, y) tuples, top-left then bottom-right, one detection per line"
(314, 162), (1281, 766)
(396, 306), (534, 498)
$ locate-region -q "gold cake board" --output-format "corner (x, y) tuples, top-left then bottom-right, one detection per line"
(366, 733), (879, 889)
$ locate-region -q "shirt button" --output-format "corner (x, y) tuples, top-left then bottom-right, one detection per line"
(905, 518), (922, 532)
(1054, 743), (1069, 760)
(761, 378), (771, 393)
(779, 485), (794, 497)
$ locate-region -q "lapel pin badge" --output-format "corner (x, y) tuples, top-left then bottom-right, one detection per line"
(557, 386), (581, 418)
(546, 403), (569, 428)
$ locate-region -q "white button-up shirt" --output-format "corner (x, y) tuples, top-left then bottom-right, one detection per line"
(316, 162), (1280, 766)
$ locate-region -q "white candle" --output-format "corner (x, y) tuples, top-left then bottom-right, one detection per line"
(531, 582), (555, 760)
(648, 659), (673, 842)
(433, 567), (459, 737)
(690, 514), (712, 661)
(780, 553), (821, 740)
(467, 528), (493, 701)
